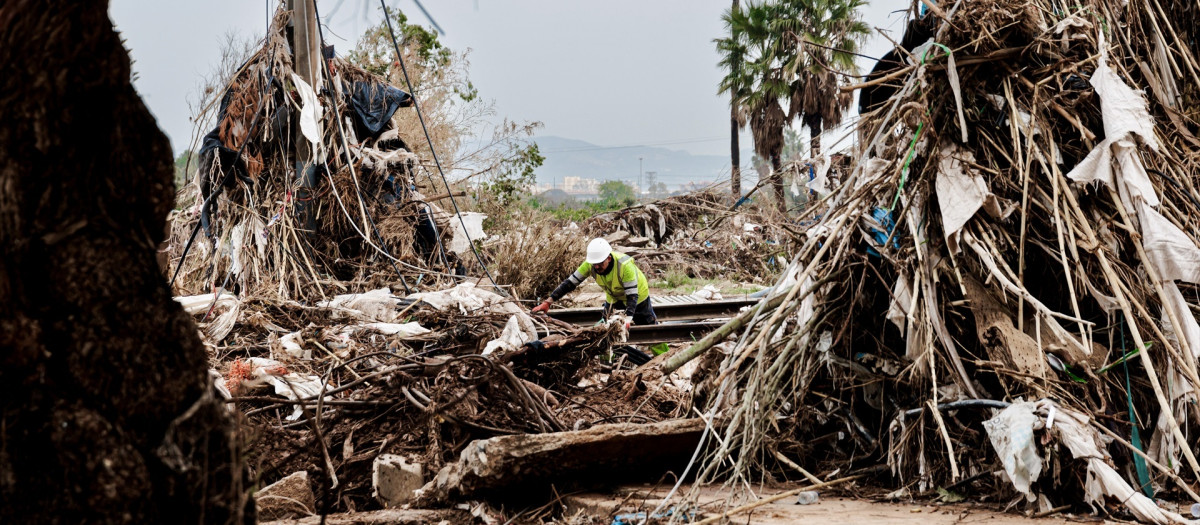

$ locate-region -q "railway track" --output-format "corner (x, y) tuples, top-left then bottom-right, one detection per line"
(546, 297), (759, 344)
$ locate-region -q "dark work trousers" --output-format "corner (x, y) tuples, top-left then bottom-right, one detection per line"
(602, 297), (657, 326)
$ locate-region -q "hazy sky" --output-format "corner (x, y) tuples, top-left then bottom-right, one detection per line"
(109, 1), (908, 158)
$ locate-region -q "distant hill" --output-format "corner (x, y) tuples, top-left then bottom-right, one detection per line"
(532, 136), (753, 192)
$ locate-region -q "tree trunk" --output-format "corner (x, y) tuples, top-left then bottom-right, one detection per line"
(772, 153), (786, 213)
(730, 111), (741, 202)
(809, 117), (823, 159)
(0, 2), (252, 523)
(730, 0), (741, 203)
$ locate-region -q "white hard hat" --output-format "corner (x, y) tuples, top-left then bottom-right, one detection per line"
(586, 238), (612, 264)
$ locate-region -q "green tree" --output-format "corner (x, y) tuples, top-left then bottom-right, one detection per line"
(774, 0), (870, 158)
(348, 7), (452, 82)
(722, 2), (789, 211)
(347, 6), (545, 202)
(481, 142), (544, 205)
(781, 127), (805, 162)
(599, 180), (636, 207)
(717, 0), (868, 212)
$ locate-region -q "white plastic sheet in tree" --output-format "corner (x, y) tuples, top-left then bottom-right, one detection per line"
(448, 212), (488, 255)
(936, 144), (1014, 256)
(1041, 401), (1196, 525)
(983, 401), (1043, 501)
(1064, 35), (1200, 471)
(805, 155), (831, 197)
(291, 73), (324, 160)
(986, 400), (1198, 524)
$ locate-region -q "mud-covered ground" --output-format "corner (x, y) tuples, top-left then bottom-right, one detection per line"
(562, 484), (1185, 524)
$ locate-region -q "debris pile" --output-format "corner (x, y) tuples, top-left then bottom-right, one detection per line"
(188, 282), (689, 514)
(585, 189), (795, 283)
(584, 189), (728, 245)
(167, 9), (462, 300)
(485, 217), (585, 301)
(163, 7), (695, 520)
(157, 1), (1200, 523)
(670, 0), (1200, 521)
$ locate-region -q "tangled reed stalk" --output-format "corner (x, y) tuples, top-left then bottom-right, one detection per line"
(679, 0), (1200, 518)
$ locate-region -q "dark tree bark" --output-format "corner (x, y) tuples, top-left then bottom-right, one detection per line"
(0, 2), (252, 523)
(730, 110), (742, 201)
(729, 0), (742, 203)
(808, 116), (823, 159)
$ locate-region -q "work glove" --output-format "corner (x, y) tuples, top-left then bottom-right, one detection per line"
(531, 299), (552, 314)
(608, 312), (631, 332)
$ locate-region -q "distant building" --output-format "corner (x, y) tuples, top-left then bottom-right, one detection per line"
(563, 176), (599, 194)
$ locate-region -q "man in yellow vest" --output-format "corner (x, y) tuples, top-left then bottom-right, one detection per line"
(532, 237), (656, 326)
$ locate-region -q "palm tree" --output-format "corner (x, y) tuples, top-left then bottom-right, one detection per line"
(716, 0), (750, 201)
(773, 0), (870, 158)
(746, 86), (789, 211)
(717, 0), (869, 212)
(720, 2), (790, 211)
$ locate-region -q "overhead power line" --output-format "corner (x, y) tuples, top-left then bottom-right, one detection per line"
(410, 0), (445, 35)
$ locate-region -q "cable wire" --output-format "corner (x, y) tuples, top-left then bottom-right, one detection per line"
(410, 0), (445, 35)
(377, 0), (505, 295)
(311, 0), (412, 293)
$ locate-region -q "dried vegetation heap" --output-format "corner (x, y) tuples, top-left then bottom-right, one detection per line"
(162, 7), (698, 518)
(212, 282), (694, 511)
(168, 10), (464, 300)
(675, 0), (1200, 522)
(585, 189), (795, 283)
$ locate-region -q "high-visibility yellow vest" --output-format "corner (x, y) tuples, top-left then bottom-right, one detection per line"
(566, 251), (649, 304)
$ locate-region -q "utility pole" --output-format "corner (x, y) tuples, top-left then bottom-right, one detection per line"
(289, 0), (322, 234)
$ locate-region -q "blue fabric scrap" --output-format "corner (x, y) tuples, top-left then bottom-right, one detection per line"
(866, 207), (900, 257)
